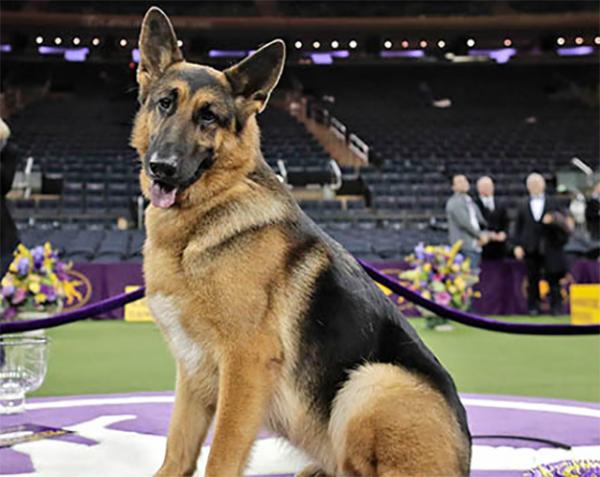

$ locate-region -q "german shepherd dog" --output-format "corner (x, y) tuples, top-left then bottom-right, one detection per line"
(132, 7), (471, 477)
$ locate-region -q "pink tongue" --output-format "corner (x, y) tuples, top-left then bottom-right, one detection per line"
(150, 182), (177, 209)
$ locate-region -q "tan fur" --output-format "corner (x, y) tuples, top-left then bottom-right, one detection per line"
(133, 8), (469, 477)
(330, 364), (469, 476)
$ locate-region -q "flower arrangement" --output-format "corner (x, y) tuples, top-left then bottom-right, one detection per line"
(1, 243), (82, 320)
(399, 241), (479, 312)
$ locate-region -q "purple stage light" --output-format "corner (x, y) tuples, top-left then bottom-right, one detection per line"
(132, 48), (140, 63)
(0, 44), (12, 52)
(65, 48), (89, 62)
(208, 49), (248, 58)
(469, 48), (516, 64)
(557, 46), (594, 56)
(379, 50), (425, 58)
(311, 53), (333, 64)
(38, 46), (89, 61)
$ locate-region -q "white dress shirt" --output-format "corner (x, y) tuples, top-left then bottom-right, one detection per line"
(481, 196), (495, 211)
(530, 195), (545, 222)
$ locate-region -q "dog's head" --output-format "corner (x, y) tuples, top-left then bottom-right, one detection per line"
(131, 7), (285, 209)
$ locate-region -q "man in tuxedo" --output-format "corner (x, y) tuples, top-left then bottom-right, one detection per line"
(514, 173), (570, 316)
(585, 181), (600, 242)
(474, 176), (509, 260)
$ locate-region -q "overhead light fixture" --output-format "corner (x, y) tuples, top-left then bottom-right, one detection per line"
(437, 40), (446, 48)
(92, 37), (100, 46)
(119, 39), (128, 47)
(331, 40), (339, 49)
(54, 37), (62, 45)
(177, 40), (183, 47)
(35, 36), (44, 45)
(349, 39), (358, 49)
(466, 38), (475, 47)
(419, 40), (427, 48)
(383, 40), (392, 49)
(73, 37), (81, 46)
(294, 40), (302, 49)
(556, 37), (566, 46)
(312, 41), (320, 49)
(401, 40), (409, 48)
(503, 38), (512, 47)
(575, 36), (584, 45)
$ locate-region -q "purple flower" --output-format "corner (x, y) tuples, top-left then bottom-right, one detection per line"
(2, 285), (15, 297)
(454, 253), (464, 264)
(17, 257), (30, 276)
(414, 242), (425, 260)
(40, 284), (57, 302)
(11, 288), (26, 305)
(32, 246), (44, 270)
(2, 306), (17, 321)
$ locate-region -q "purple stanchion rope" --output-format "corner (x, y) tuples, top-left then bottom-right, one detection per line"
(1, 262), (598, 336)
(358, 259), (600, 336)
(0, 287), (145, 335)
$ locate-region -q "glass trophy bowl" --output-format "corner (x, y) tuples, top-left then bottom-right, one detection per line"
(0, 335), (49, 414)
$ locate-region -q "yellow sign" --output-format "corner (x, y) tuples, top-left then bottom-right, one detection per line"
(570, 284), (600, 325)
(124, 286), (154, 322)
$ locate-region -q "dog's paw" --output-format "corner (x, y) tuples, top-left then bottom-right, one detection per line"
(295, 464), (332, 477)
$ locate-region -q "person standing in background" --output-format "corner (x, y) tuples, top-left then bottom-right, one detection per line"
(585, 181), (600, 242)
(474, 176), (509, 260)
(446, 174), (488, 271)
(1, 118), (19, 277)
(514, 173), (570, 316)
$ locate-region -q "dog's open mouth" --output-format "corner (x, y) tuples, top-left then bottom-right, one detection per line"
(150, 181), (178, 209)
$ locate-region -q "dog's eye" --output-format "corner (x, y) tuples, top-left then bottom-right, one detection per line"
(197, 108), (217, 125)
(158, 97), (173, 112)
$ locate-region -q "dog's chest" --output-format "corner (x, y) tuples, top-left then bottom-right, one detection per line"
(147, 293), (203, 374)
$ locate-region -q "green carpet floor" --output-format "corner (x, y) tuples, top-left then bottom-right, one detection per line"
(33, 317), (600, 403)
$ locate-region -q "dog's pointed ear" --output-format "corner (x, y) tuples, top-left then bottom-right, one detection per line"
(224, 39), (286, 119)
(137, 7), (183, 101)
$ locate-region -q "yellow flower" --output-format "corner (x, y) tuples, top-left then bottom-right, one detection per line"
(34, 293), (47, 304)
(423, 263), (432, 272)
(29, 274), (41, 283)
(44, 242), (53, 257)
(29, 282), (41, 294)
(447, 240), (463, 265)
(422, 290), (432, 300)
(455, 277), (466, 291)
(448, 285), (457, 294)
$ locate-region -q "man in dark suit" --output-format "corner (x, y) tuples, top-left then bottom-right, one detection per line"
(474, 176), (509, 260)
(585, 181), (600, 242)
(514, 173), (570, 316)
(1, 118), (19, 277)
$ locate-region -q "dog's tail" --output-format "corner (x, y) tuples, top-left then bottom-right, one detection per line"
(328, 363), (470, 476)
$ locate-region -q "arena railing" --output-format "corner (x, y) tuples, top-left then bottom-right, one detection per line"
(1, 261), (598, 336)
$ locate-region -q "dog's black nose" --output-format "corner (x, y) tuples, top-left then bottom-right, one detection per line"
(149, 159), (176, 178)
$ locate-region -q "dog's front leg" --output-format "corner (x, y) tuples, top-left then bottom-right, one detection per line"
(155, 362), (218, 477)
(205, 334), (282, 477)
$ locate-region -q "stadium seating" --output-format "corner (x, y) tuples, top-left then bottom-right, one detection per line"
(6, 63), (598, 261)
(301, 63), (598, 217)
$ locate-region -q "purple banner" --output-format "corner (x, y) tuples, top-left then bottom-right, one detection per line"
(67, 260), (599, 319)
